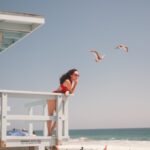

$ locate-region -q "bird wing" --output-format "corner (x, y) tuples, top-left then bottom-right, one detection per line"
(90, 50), (100, 59)
(124, 46), (128, 52)
(116, 44), (128, 52)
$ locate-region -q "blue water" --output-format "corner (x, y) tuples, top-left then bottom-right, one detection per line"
(69, 128), (150, 141)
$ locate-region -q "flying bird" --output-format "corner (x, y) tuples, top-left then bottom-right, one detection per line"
(90, 49), (105, 62)
(115, 44), (128, 53)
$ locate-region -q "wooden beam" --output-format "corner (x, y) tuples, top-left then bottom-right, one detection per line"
(0, 12), (45, 24)
(0, 22), (33, 33)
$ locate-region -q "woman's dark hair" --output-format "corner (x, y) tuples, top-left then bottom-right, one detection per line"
(60, 68), (78, 84)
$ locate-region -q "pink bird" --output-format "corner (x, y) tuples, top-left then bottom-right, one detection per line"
(116, 44), (128, 53)
(90, 49), (105, 62)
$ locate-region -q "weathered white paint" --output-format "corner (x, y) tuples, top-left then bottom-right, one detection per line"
(0, 11), (45, 53)
(0, 90), (70, 149)
(0, 11), (45, 24)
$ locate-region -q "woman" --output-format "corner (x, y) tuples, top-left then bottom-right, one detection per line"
(47, 68), (79, 136)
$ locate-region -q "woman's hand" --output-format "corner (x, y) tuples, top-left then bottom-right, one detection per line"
(73, 79), (78, 85)
(65, 91), (70, 96)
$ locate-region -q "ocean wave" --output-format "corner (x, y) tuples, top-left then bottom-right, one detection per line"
(69, 136), (150, 142)
(65, 139), (150, 146)
(69, 128), (150, 141)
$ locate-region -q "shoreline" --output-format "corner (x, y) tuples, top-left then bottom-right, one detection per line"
(61, 140), (150, 150)
(1, 141), (150, 150)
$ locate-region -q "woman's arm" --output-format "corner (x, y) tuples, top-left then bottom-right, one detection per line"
(63, 79), (78, 94)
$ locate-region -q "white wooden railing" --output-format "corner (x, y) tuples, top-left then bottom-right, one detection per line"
(0, 90), (70, 150)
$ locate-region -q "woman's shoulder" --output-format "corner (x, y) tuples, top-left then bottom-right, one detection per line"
(63, 79), (71, 85)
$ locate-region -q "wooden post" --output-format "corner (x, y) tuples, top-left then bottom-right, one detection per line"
(63, 96), (69, 139)
(28, 107), (33, 136)
(43, 102), (48, 136)
(56, 95), (63, 143)
(0, 92), (8, 143)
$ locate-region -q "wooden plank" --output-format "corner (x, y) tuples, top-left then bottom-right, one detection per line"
(7, 115), (56, 121)
(0, 12), (45, 24)
(0, 93), (8, 141)
(56, 95), (63, 142)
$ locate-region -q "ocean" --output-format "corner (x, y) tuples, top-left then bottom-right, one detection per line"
(10, 128), (150, 149)
(69, 128), (150, 141)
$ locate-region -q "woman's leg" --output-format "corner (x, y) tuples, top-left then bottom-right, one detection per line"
(47, 99), (56, 136)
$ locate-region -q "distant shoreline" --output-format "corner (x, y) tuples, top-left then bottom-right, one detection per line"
(69, 127), (150, 130)
(69, 128), (150, 141)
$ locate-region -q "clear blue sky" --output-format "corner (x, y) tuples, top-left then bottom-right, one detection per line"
(0, 0), (150, 129)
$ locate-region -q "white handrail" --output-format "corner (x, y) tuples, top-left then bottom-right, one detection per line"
(0, 90), (70, 150)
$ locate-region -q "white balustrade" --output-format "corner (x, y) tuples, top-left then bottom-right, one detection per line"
(0, 90), (70, 150)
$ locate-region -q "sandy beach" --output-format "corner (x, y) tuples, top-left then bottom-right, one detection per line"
(0, 140), (150, 150)
(60, 140), (150, 150)
(0, 148), (29, 150)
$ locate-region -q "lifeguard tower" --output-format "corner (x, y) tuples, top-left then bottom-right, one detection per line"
(0, 11), (44, 52)
(0, 12), (70, 150)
